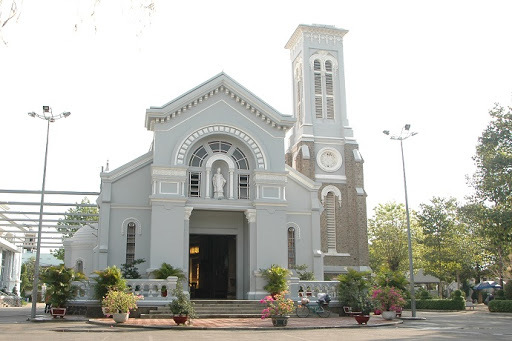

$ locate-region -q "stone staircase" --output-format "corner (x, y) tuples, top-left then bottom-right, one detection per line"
(140, 300), (262, 319)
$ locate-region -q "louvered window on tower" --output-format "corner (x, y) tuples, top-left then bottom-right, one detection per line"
(314, 59), (323, 118)
(312, 57), (336, 120)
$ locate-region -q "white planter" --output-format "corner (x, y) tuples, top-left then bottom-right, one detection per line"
(113, 312), (129, 323)
(381, 310), (396, 320)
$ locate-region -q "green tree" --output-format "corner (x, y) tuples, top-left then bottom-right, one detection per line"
(120, 258), (145, 279)
(368, 202), (422, 273)
(58, 197), (98, 239)
(417, 197), (471, 297)
(467, 104), (512, 286)
(55, 197), (98, 260)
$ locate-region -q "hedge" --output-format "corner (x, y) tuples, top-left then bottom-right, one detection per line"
(488, 300), (512, 312)
(404, 298), (465, 310)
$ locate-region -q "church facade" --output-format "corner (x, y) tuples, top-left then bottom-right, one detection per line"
(65, 24), (369, 300)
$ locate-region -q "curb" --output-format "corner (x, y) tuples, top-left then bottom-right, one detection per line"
(86, 318), (403, 330)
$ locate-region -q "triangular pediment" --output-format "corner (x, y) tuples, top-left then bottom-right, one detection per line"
(145, 72), (295, 131)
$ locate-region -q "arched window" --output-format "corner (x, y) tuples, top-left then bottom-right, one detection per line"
(189, 145), (208, 167)
(187, 140), (251, 199)
(75, 260), (84, 274)
(325, 192), (337, 252)
(288, 227), (296, 268)
(126, 222), (136, 264)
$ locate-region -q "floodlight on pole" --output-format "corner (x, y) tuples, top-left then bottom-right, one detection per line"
(28, 106), (70, 320)
(383, 123), (418, 317)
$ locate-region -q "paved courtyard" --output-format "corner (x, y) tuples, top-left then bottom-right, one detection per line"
(0, 303), (510, 340)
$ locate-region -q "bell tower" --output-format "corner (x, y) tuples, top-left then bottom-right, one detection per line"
(285, 24), (369, 275)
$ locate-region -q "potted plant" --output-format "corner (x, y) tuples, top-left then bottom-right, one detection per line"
(151, 263), (185, 297)
(261, 264), (291, 296)
(371, 286), (406, 320)
(260, 292), (295, 327)
(169, 282), (196, 325)
(336, 268), (372, 316)
(92, 266), (127, 301)
(353, 296), (373, 325)
(102, 289), (141, 323)
(39, 265), (83, 318)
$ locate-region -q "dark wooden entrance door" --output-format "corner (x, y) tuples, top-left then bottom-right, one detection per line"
(189, 234), (236, 299)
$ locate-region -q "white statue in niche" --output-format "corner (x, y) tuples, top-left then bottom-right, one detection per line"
(212, 168), (226, 199)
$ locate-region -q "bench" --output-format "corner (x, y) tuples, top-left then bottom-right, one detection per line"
(343, 306), (362, 316)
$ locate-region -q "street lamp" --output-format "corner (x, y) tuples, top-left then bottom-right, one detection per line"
(383, 124), (418, 317)
(28, 106), (70, 319)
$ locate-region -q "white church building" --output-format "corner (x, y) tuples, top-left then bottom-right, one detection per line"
(65, 24), (370, 300)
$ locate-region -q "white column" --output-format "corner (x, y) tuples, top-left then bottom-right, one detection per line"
(183, 206), (193, 284)
(205, 168), (211, 198)
(229, 169), (234, 199)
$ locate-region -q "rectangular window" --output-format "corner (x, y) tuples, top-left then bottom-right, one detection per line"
(238, 175), (249, 199)
(189, 172), (201, 197)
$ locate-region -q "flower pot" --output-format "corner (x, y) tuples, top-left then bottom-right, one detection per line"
(354, 314), (370, 325)
(381, 310), (396, 320)
(113, 312), (130, 323)
(271, 315), (290, 327)
(102, 307), (111, 317)
(50, 307), (66, 318)
(173, 315), (188, 325)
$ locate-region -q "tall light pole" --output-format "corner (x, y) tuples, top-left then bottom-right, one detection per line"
(383, 124), (418, 317)
(28, 106), (70, 319)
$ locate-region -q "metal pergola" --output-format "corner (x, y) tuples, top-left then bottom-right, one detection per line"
(0, 189), (100, 249)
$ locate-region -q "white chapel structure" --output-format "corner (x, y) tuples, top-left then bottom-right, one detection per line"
(65, 24), (370, 300)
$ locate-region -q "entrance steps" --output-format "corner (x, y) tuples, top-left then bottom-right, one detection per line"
(140, 300), (262, 319)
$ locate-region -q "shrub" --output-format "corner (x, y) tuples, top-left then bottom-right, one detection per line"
(504, 281), (512, 300)
(40, 265), (81, 308)
(495, 289), (506, 300)
(291, 264), (315, 281)
(102, 290), (140, 313)
(92, 266), (127, 300)
(416, 287), (432, 300)
(371, 286), (406, 311)
(404, 298), (465, 310)
(336, 268), (372, 309)
(169, 282), (196, 318)
(120, 258), (145, 279)
(488, 299), (512, 312)
(151, 263), (185, 280)
(261, 265), (291, 295)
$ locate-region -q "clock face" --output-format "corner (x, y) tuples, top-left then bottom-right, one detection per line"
(317, 148), (342, 172)
(321, 151), (337, 168)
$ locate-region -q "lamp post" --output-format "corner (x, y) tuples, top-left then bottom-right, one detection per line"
(28, 106), (70, 319)
(383, 124), (418, 317)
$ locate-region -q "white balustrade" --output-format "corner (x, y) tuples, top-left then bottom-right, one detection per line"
(69, 276), (179, 304)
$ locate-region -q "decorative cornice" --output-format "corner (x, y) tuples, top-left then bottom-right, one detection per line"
(146, 82), (294, 132)
(285, 24), (348, 51)
(101, 152), (152, 182)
